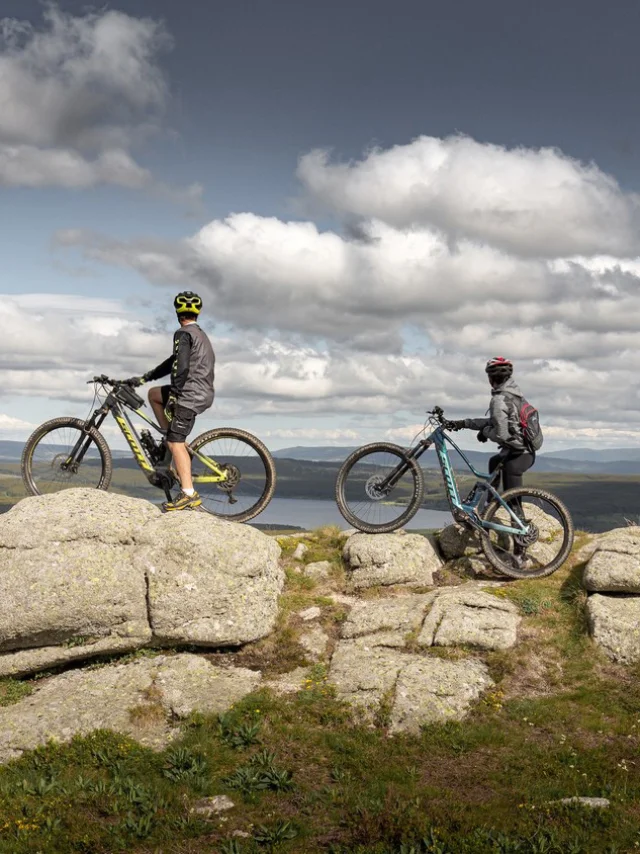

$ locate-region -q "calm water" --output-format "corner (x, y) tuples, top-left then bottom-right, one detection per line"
(250, 497), (452, 530)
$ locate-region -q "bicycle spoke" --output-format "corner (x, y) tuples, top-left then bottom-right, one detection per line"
(25, 424), (107, 494)
(190, 430), (274, 522)
(482, 489), (573, 578)
(336, 444), (423, 533)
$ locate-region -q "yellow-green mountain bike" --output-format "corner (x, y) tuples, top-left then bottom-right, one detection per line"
(21, 375), (276, 522)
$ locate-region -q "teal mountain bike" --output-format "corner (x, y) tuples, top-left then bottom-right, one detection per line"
(335, 406), (574, 579)
(21, 375), (276, 522)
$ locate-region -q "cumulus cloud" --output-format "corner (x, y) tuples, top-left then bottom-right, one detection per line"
(0, 5), (199, 201)
(263, 427), (361, 442)
(56, 215), (556, 350)
(4, 291), (640, 449)
(0, 413), (39, 439)
(298, 136), (640, 258)
(49, 132), (640, 445)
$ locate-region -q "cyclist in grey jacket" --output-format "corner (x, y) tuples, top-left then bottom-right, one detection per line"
(126, 291), (215, 511)
(450, 357), (534, 493)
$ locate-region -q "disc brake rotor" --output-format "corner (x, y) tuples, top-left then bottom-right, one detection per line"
(365, 474), (388, 501)
(52, 453), (75, 474)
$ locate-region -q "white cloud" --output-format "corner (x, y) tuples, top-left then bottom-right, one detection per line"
(0, 413), (38, 438)
(298, 136), (640, 258)
(0, 5), (199, 202)
(263, 427), (361, 442)
(37, 131), (640, 447)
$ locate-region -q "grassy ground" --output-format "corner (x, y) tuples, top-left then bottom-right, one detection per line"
(0, 530), (639, 853)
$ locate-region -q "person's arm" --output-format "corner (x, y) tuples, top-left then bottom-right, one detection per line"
(143, 355), (173, 382)
(482, 395), (511, 444)
(463, 416), (490, 431)
(169, 330), (192, 399)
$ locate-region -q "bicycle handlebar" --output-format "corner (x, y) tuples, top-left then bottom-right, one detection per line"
(88, 375), (116, 386)
(87, 375), (136, 387)
(427, 406), (462, 431)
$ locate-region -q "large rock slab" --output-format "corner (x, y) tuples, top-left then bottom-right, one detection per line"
(343, 532), (441, 588)
(328, 642), (492, 731)
(341, 594), (435, 648)
(417, 589), (520, 651)
(586, 594), (640, 664)
(0, 488), (160, 547)
(338, 586), (518, 652)
(0, 489), (284, 675)
(438, 505), (564, 568)
(329, 642), (418, 715)
(135, 512), (283, 646)
(390, 657), (493, 734)
(437, 524), (481, 561)
(0, 491), (155, 676)
(583, 529), (640, 593)
(0, 654), (260, 763)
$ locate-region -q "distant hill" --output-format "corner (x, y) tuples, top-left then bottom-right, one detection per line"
(3, 437), (640, 474)
(273, 444), (640, 474)
(543, 447), (640, 462)
(0, 439), (129, 461)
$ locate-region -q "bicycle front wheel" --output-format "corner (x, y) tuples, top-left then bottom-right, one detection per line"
(22, 417), (112, 496)
(481, 487), (574, 579)
(189, 428), (276, 522)
(335, 442), (424, 533)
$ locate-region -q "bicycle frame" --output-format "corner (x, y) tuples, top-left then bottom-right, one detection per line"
(401, 425), (529, 536)
(66, 388), (229, 487)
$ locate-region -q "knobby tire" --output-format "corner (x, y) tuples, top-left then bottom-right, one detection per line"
(481, 486), (574, 579)
(21, 417), (112, 496)
(189, 427), (276, 523)
(335, 442), (424, 533)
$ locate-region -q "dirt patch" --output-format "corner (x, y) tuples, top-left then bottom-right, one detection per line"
(500, 649), (564, 700)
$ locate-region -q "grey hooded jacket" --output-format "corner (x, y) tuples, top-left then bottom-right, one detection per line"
(464, 377), (526, 452)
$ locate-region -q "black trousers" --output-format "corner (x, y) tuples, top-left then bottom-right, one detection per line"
(489, 450), (534, 492)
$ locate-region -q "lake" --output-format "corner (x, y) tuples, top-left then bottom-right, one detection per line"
(249, 497), (452, 530)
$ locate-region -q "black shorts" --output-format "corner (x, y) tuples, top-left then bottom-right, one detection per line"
(161, 385), (196, 443)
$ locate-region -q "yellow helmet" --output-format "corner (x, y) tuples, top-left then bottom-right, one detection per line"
(174, 291), (202, 315)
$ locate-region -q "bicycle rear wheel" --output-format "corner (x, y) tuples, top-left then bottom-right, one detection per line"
(22, 417), (112, 496)
(189, 428), (276, 522)
(481, 487), (574, 579)
(335, 442), (424, 533)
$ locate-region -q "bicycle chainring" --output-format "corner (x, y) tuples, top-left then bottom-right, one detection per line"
(514, 521), (539, 548)
(218, 463), (241, 492)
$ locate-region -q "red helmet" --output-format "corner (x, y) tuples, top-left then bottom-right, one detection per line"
(485, 356), (513, 381)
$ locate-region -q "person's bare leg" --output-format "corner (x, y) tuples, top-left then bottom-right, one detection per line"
(168, 442), (193, 492)
(149, 387), (170, 431)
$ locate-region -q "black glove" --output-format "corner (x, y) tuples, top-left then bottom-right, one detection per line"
(476, 430), (488, 443)
(447, 420), (467, 431)
(123, 376), (144, 387)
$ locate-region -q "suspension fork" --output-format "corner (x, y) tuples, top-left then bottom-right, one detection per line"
(380, 439), (431, 491)
(63, 409), (109, 468)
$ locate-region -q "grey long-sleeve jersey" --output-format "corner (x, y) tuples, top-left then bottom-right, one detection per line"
(464, 377), (526, 452)
(145, 322), (215, 414)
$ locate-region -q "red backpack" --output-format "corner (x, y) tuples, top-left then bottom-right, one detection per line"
(506, 394), (544, 452)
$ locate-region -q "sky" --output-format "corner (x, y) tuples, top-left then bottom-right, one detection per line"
(2, 0), (640, 451)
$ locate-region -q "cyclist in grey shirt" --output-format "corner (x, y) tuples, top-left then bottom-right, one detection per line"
(126, 291), (215, 511)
